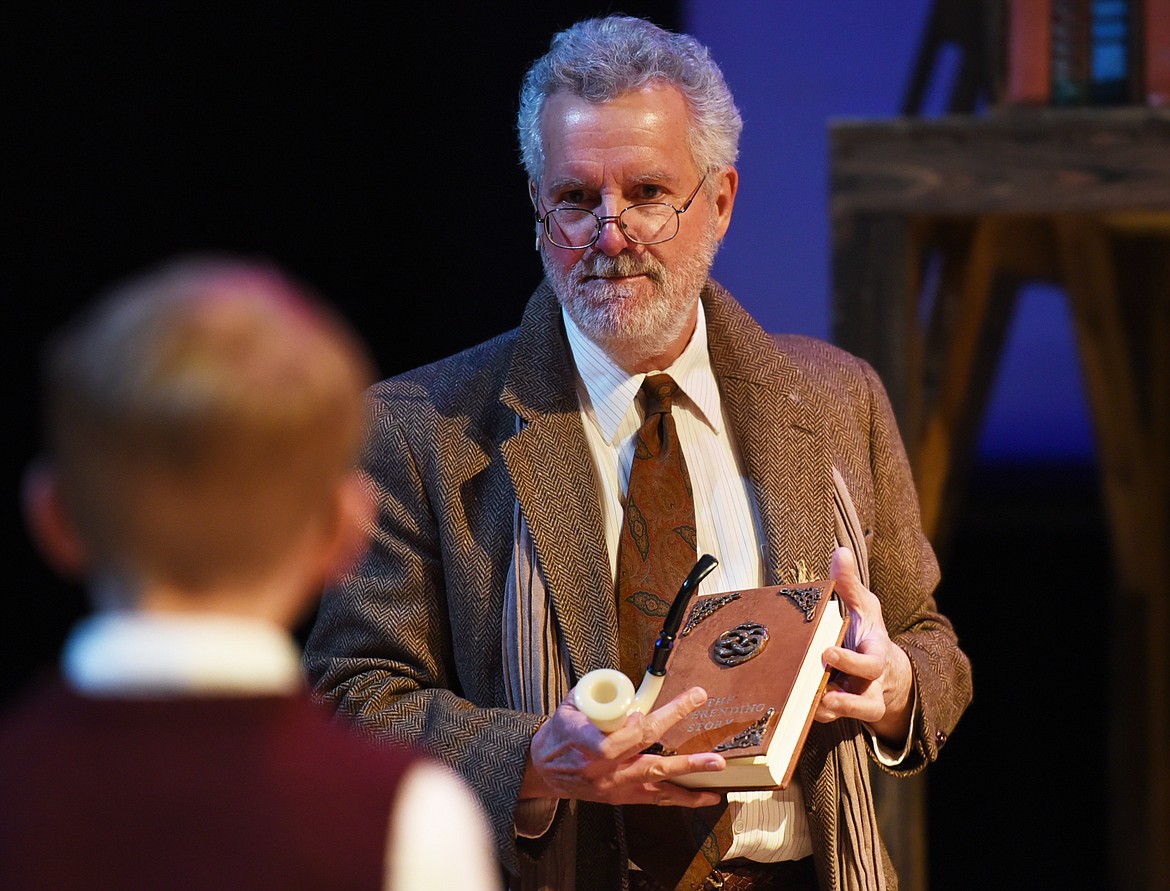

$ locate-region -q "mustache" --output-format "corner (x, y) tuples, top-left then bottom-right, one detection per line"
(578, 252), (665, 282)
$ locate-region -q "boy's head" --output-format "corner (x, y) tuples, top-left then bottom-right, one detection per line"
(31, 256), (375, 598)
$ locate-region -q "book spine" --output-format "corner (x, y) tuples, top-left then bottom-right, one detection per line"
(1147, 0), (1170, 105)
(1052, 0), (1094, 105)
(1006, 0), (1054, 104)
(1089, 0), (1133, 103)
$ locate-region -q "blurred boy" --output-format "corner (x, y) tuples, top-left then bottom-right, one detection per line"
(0, 257), (498, 890)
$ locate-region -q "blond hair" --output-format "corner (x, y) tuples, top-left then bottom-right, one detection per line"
(43, 256), (374, 590)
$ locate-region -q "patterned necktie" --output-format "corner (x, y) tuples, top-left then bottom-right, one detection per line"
(618, 375), (734, 891)
(617, 373), (697, 679)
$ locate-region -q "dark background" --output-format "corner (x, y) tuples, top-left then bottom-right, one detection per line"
(5, 3), (1111, 888)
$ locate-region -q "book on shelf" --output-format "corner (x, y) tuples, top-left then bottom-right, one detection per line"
(1005, 0), (1054, 105)
(650, 578), (849, 791)
(1051, 0), (1094, 105)
(1000, 0), (1158, 106)
(1146, 0), (1170, 106)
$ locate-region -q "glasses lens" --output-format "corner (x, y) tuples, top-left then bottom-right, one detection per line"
(621, 205), (679, 245)
(545, 208), (597, 248)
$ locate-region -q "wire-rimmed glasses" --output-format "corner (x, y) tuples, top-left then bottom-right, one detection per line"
(535, 176), (707, 250)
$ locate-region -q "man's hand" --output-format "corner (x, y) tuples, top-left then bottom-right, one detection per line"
(520, 685), (725, 807)
(815, 546), (915, 745)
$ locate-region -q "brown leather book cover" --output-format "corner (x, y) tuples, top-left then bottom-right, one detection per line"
(651, 579), (849, 791)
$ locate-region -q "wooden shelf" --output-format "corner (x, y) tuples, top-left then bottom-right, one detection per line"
(832, 108), (1170, 214)
(830, 107), (1170, 891)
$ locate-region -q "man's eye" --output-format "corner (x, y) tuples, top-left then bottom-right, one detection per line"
(636, 184), (666, 202)
(558, 190), (589, 206)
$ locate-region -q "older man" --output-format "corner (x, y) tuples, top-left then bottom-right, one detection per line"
(306, 15), (971, 891)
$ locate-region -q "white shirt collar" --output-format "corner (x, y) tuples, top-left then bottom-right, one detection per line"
(562, 299), (723, 444)
(62, 611), (304, 697)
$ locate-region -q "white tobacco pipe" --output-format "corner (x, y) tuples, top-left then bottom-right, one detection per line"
(573, 668), (663, 732)
(574, 555), (718, 732)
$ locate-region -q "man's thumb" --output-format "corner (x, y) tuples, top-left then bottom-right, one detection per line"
(830, 545), (867, 606)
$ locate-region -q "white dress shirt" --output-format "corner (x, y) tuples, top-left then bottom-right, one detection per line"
(563, 303), (814, 862)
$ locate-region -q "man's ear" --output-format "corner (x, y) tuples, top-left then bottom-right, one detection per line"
(712, 165), (739, 241)
(318, 471), (374, 583)
(23, 462), (90, 579)
(529, 180), (544, 251)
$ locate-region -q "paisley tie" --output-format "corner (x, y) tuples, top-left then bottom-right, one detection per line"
(617, 374), (738, 891)
(617, 373), (697, 679)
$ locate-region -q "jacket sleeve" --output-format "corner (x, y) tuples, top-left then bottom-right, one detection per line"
(856, 357), (973, 774)
(303, 388), (541, 874)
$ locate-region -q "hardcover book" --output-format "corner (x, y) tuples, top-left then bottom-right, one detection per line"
(1005, 0), (1053, 105)
(1146, 0), (1170, 106)
(651, 579), (849, 791)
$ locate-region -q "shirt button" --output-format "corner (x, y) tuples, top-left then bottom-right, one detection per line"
(733, 820), (745, 833)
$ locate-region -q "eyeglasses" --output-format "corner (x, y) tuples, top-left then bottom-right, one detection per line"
(535, 176), (707, 250)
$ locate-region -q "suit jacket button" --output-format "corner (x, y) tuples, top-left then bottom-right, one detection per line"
(935, 729), (948, 747)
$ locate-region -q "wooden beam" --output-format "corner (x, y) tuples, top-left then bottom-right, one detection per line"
(1055, 215), (1170, 891)
(831, 109), (1170, 216)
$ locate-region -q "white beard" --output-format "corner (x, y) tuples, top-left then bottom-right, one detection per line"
(542, 215), (721, 370)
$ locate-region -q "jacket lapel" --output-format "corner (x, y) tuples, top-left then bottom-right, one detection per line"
(704, 282), (835, 583)
(499, 283), (619, 680)
(495, 280), (837, 682)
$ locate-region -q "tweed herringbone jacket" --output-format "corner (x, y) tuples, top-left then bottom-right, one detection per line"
(304, 280), (972, 890)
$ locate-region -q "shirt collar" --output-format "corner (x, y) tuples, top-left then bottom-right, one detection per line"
(562, 299), (723, 444)
(62, 611), (304, 697)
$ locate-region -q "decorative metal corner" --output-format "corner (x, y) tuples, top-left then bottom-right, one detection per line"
(681, 591), (741, 636)
(779, 583), (822, 622)
(713, 708), (776, 752)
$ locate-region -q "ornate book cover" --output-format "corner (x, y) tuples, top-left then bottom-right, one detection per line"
(651, 579), (849, 791)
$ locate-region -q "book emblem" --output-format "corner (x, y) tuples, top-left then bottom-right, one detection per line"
(712, 621), (769, 667)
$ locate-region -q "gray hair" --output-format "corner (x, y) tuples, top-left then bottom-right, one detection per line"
(517, 15), (743, 181)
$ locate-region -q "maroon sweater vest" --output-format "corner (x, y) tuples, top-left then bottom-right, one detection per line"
(0, 676), (418, 890)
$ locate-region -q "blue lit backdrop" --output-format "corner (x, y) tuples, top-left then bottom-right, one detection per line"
(686, 0), (1096, 460)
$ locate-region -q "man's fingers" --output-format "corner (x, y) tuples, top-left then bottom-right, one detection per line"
(599, 685), (710, 761)
(643, 784), (724, 808)
(612, 752), (726, 807)
(651, 751), (726, 780)
(824, 644), (882, 682)
(818, 688), (885, 725)
(616, 752), (725, 785)
(639, 685), (709, 745)
(592, 712), (649, 760)
(535, 687), (730, 805)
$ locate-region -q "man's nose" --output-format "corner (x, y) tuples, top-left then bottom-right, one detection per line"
(593, 212), (633, 257)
